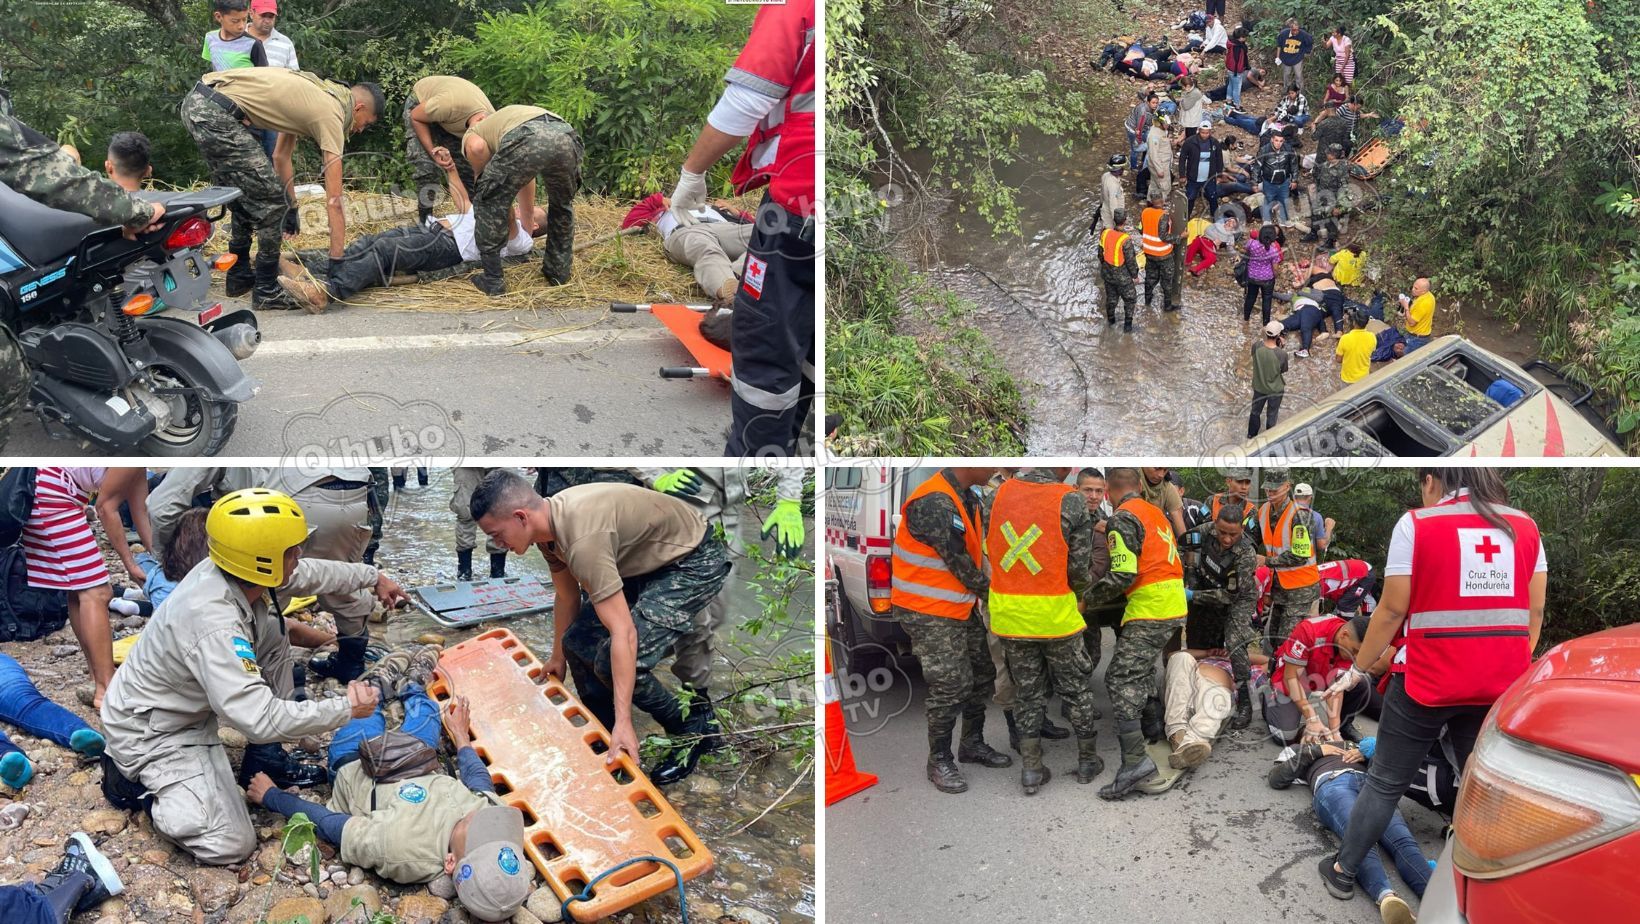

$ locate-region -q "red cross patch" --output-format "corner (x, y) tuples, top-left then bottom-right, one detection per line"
(743, 255), (767, 300)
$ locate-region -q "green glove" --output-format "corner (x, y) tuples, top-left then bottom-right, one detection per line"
(652, 468), (701, 497)
(761, 499), (805, 559)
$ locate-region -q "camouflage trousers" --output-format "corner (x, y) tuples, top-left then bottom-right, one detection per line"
(985, 605), (1102, 711)
(900, 608), (995, 744)
(1265, 581), (1320, 653)
(1102, 267), (1138, 323)
(1106, 616), (1185, 723)
(534, 467), (642, 498)
(1144, 248), (1180, 308)
(473, 117), (582, 283)
(450, 467), (506, 555)
(0, 326), (26, 439)
(1002, 633), (1100, 740)
(1195, 603), (1260, 688)
(401, 93), (478, 218)
(180, 91), (287, 282)
(670, 473), (746, 691)
(561, 530), (730, 730)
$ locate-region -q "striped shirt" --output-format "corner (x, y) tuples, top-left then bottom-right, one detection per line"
(22, 467), (110, 590)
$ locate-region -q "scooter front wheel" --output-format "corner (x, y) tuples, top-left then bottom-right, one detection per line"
(137, 364), (238, 456)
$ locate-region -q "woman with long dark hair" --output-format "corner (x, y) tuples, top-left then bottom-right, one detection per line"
(1317, 468), (1547, 902)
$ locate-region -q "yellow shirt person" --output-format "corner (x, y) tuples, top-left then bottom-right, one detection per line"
(1336, 328), (1376, 383)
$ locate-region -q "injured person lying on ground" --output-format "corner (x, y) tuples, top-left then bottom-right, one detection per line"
(277, 147), (545, 312)
(621, 193), (755, 351)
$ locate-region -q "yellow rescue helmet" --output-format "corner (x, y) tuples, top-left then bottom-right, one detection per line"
(206, 488), (312, 587)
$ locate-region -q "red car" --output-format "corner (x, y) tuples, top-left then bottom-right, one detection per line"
(1421, 623), (1640, 922)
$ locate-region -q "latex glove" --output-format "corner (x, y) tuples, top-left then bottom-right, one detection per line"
(1325, 664), (1368, 696)
(761, 499), (805, 559)
(1184, 588), (1195, 603)
(652, 469), (702, 497)
(669, 169), (707, 227)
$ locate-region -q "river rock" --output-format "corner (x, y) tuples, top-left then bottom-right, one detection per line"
(228, 883), (302, 924)
(188, 866), (240, 913)
(218, 727), (248, 749)
(140, 848), (170, 866)
(0, 802), (31, 829)
(427, 873), (457, 899)
(415, 633), (446, 646)
(690, 775), (723, 795)
(323, 883), (381, 921)
(510, 907), (544, 924)
(302, 882), (319, 897)
(394, 893), (449, 923)
(730, 908), (778, 924)
(728, 881), (751, 896)
(66, 769), (93, 786)
(347, 866), (365, 886)
(797, 843), (815, 864)
(524, 887), (565, 922)
(330, 868), (348, 885)
(50, 644), (79, 658)
(266, 895), (328, 924)
(81, 808), (128, 835)
(691, 901), (724, 921)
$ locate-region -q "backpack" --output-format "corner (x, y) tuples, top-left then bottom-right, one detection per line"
(1233, 255), (1250, 285)
(0, 545), (68, 642)
(0, 466), (37, 548)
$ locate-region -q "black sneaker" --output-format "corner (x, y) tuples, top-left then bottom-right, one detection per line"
(1319, 854), (1356, 900)
(41, 832), (124, 914)
(238, 744), (327, 789)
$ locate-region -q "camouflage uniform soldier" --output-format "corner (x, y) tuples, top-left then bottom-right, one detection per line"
(1256, 469), (1321, 650)
(981, 468), (1101, 795)
(1304, 143), (1351, 248)
(452, 467), (510, 580)
(1168, 184), (1189, 308)
(534, 468), (642, 498)
(1095, 467), (1189, 799)
(1141, 190), (1182, 314)
(1097, 209), (1141, 330)
(468, 472), (734, 785)
(180, 69), (382, 308)
(891, 468), (1011, 794)
(363, 468), (389, 566)
(402, 76), (493, 223)
(462, 105), (583, 295)
(1188, 501), (1261, 730)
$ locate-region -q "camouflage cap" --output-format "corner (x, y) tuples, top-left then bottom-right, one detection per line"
(1261, 468), (1290, 489)
(1223, 467), (1253, 481)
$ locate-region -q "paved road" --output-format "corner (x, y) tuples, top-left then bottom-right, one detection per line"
(2, 298), (732, 457)
(826, 636), (1446, 923)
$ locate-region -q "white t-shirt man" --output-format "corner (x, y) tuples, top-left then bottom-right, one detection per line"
(438, 210), (532, 262)
(261, 28), (299, 69)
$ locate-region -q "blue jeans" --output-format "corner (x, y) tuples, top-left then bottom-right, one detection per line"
(1261, 181), (1291, 222)
(0, 652), (92, 760)
(1227, 72), (1244, 107)
(0, 885), (56, 924)
(1224, 111), (1264, 136)
(326, 683), (442, 770)
(1285, 113), (1312, 128)
(1185, 179), (1220, 217)
(1315, 771), (1431, 900)
(259, 129), (278, 158)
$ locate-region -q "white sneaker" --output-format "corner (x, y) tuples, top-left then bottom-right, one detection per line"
(1295, 349), (1310, 358)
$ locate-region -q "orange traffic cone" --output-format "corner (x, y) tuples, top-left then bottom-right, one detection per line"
(823, 641), (878, 805)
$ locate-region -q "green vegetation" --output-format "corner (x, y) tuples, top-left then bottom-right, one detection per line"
(1175, 466), (1640, 649)
(827, 0), (1123, 454)
(1248, 0), (1640, 443)
(1, 0), (747, 199)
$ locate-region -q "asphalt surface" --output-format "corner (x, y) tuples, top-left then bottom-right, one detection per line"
(2, 296), (733, 457)
(826, 635), (1448, 924)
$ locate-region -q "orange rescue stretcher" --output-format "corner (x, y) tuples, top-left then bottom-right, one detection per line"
(609, 302), (730, 380)
(428, 629), (714, 922)
(1349, 136), (1393, 180)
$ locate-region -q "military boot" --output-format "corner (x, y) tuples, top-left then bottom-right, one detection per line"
(926, 729), (968, 794)
(956, 713), (1012, 768)
(472, 252), (506, 296)
(1020, 738), (1051, 796)
(1099, 723), (1160, 800)
(489, 552), (508, 578)
(1040, 709), (1071, 740)
(251, 255), (299, 310)
(309, 636), (369, 683)
(1073, 735), (1105, 784)
(1231, 682), (1253, 730)
(457, 548), (474, 581)
(224, 243), (254, 297)
(650, 688), (724, 786)
(1141, 694), (1165, 743)
(1004, 709), (1021, 754)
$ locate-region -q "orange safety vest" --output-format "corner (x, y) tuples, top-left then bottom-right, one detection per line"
(985, 479), (1083, 639)
(890, 474), (982, 619)
(1111, 497), (1187, 622)
(1141, 207), (1174, 257)
(1260, 500), (1319, 590)
(1101, 228), (1130, 267)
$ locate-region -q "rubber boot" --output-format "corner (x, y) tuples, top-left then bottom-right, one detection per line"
(1074, 735), (1105, 783)
(1141, 694), (1165, 743)
(309, 635), (369, 683)
(1231, 682), (1253, 730)
(238, 742), (327, 789)
(457, 548), (474, 582)
(1005, 709), (1021, 754)
(417, 467), (429, 486)
(926, 729), (967, 794)
(956, 713), (1012, 768)
(251, 254), (298, 310)
(472, 252), (506, 296)
(1020, 738), (1051, 796)
(489, 552), (508, 579)
(392, 472), (407, 490)
(1123, 311), (1134, 333)
(224, 243), (254, 297)
(650, 688), (724, 786)
(1099, 724), (1160, 800)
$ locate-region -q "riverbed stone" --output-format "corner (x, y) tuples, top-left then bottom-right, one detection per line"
(188, 866), (240, 913)
(524, 886), (566, 922)
(80, 808), (128, 835)
(323, 883), (382, 921)
(266, 895), (328, 924)
(395, 892), (449, 923)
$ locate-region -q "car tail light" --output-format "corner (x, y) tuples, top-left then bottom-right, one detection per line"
(866, 553), (892, 614)
(164, 217), (212, 250)
(1452, 725), (1640, 879)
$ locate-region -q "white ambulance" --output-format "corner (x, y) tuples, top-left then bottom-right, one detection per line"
(823, 464), (940, 671)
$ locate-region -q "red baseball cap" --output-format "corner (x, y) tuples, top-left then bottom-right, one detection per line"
(250, 0), (278, 14)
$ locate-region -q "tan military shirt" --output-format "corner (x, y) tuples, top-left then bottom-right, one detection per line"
(541, 483), (707, 603)
(201, 69), (352, 156)
(412, 76), (494, 136)
(103, 557), (378, 773)
(465, 105), (548, 154)
(149, 466), (371, 551)
(329, 764), (495, 884)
